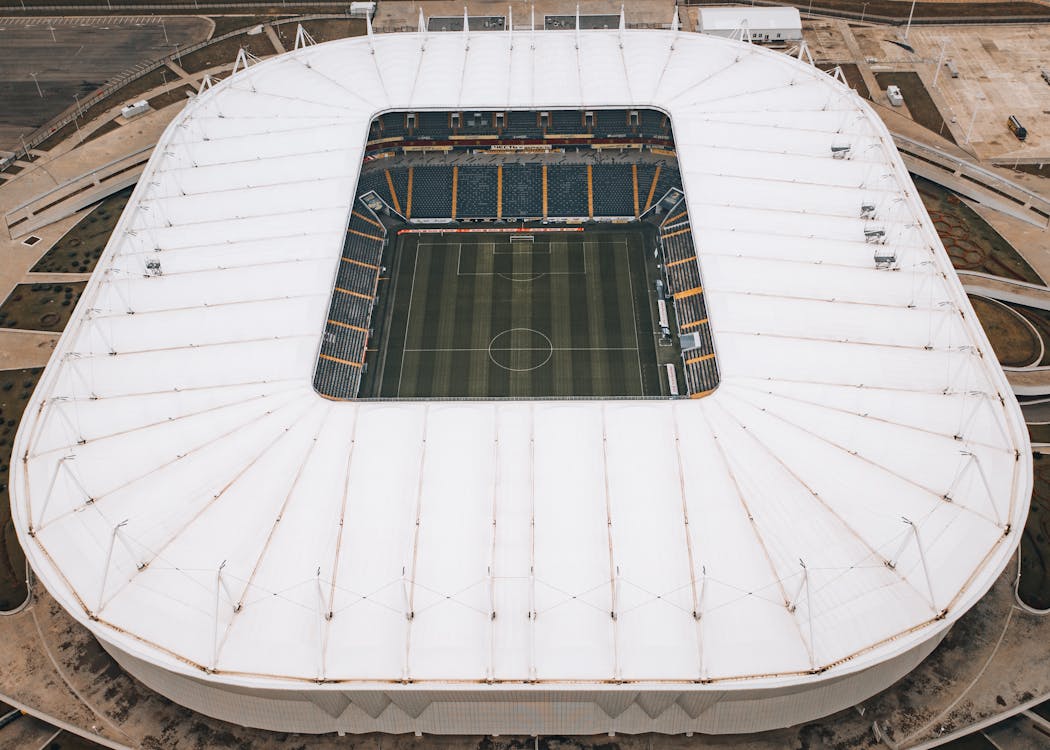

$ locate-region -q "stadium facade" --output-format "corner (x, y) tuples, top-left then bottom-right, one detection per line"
(10, 24), (1031, 736)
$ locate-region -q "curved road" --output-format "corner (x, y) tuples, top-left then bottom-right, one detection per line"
(959, 271), (1050, 397)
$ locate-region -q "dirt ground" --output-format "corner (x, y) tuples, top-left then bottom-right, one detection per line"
(177, 31), (277, 73)
(968, 296), (1041, 368)
(1012, 305), (1050, 367)
(855, 25), (1050, 160)
(875, 71), (957, 144)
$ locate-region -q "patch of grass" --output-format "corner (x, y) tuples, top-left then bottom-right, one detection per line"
(968, 296), (1040, 368)
(1019, 454), (1050, 610)
(31, 187), (132, 274)
(0, 368), (44, 611)
(818, 62), (870, 100)
(147, 85), (196, 112)
(356, 227), (670, 399)
(0, 283), (87, 333)
(296, 17), (366, 44)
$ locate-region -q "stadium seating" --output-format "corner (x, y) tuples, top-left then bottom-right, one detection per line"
(640, 109), (671, 138)
(314, 203), (387, 399)
(459, 111), (498, 135)
(416, 112), (448, 139)
(376, 112), (407, 139)
(545, 165), (589, 217)
(592, 164), (636, 217)
(594, 109), (629, 136)
(502, 163), (543, 217)
(504, 111), (543, 139)
(548, 110), (584, 135)
(411, 166), (455, 218)
(353, 162), (680, 221)
(456, 166), (499, 218)
(366, 108), (677, 144)
(658, 198), (719, 397)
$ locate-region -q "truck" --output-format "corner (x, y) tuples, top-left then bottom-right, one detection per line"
(1008, 115), (1028, 142)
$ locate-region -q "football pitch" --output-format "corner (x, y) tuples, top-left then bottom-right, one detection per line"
(359, 227), (676, 399)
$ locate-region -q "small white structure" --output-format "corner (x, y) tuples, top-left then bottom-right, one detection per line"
(696, 6), (802, 43)
(887, 85), (905, 106)
(119, 100), (149, 119)
(349, 1), (375, 20)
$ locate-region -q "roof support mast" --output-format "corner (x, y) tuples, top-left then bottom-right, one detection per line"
(670, 404), (705, 679)
(321, 414), (361, 670)
(787, 560), (815, 671)
(293, 23), (316, 50)
(96, 519), (130, 615)
(403, 406), (430, 682)
(486, 408), (500, 683)
(599, 406), (620, 681)
(528, 405), (537, 682)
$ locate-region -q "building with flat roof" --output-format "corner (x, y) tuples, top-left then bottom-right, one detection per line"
(696, 6), (803, 42)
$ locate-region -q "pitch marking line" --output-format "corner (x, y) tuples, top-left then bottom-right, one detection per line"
(628, 241), (646, 393)
(396, 241), (423, 398)
(405, 347), (640, 352)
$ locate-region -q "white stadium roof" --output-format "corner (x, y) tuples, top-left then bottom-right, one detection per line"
(12, 25), (1030, 725)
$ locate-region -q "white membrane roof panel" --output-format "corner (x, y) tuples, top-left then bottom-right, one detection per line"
(11, 28), (1030, 694)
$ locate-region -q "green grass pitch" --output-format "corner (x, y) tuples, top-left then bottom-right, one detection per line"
(359, 226), (679, 399)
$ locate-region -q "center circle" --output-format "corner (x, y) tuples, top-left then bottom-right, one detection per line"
(487, 328), (554, 372)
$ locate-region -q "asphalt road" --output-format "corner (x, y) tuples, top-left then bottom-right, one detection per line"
(0, 15), (211, 152)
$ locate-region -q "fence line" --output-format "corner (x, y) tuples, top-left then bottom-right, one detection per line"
(1, 1), (347, 9)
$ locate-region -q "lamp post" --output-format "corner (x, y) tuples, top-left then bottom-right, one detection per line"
(965, 101), (982, 145)
(30, 72), (42, 98)
(73, 93), (83, 143)
(903, 0), (917, 40)
(860, 2), (869, 22)
(932, 38), (948, 88)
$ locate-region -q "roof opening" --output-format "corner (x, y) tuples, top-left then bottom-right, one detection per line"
(313, 108), (719, 401)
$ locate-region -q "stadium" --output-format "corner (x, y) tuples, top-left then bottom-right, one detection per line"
(9, 19), (1032, 738)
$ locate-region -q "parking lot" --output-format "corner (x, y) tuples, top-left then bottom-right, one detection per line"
(0, 15), (210, 151)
